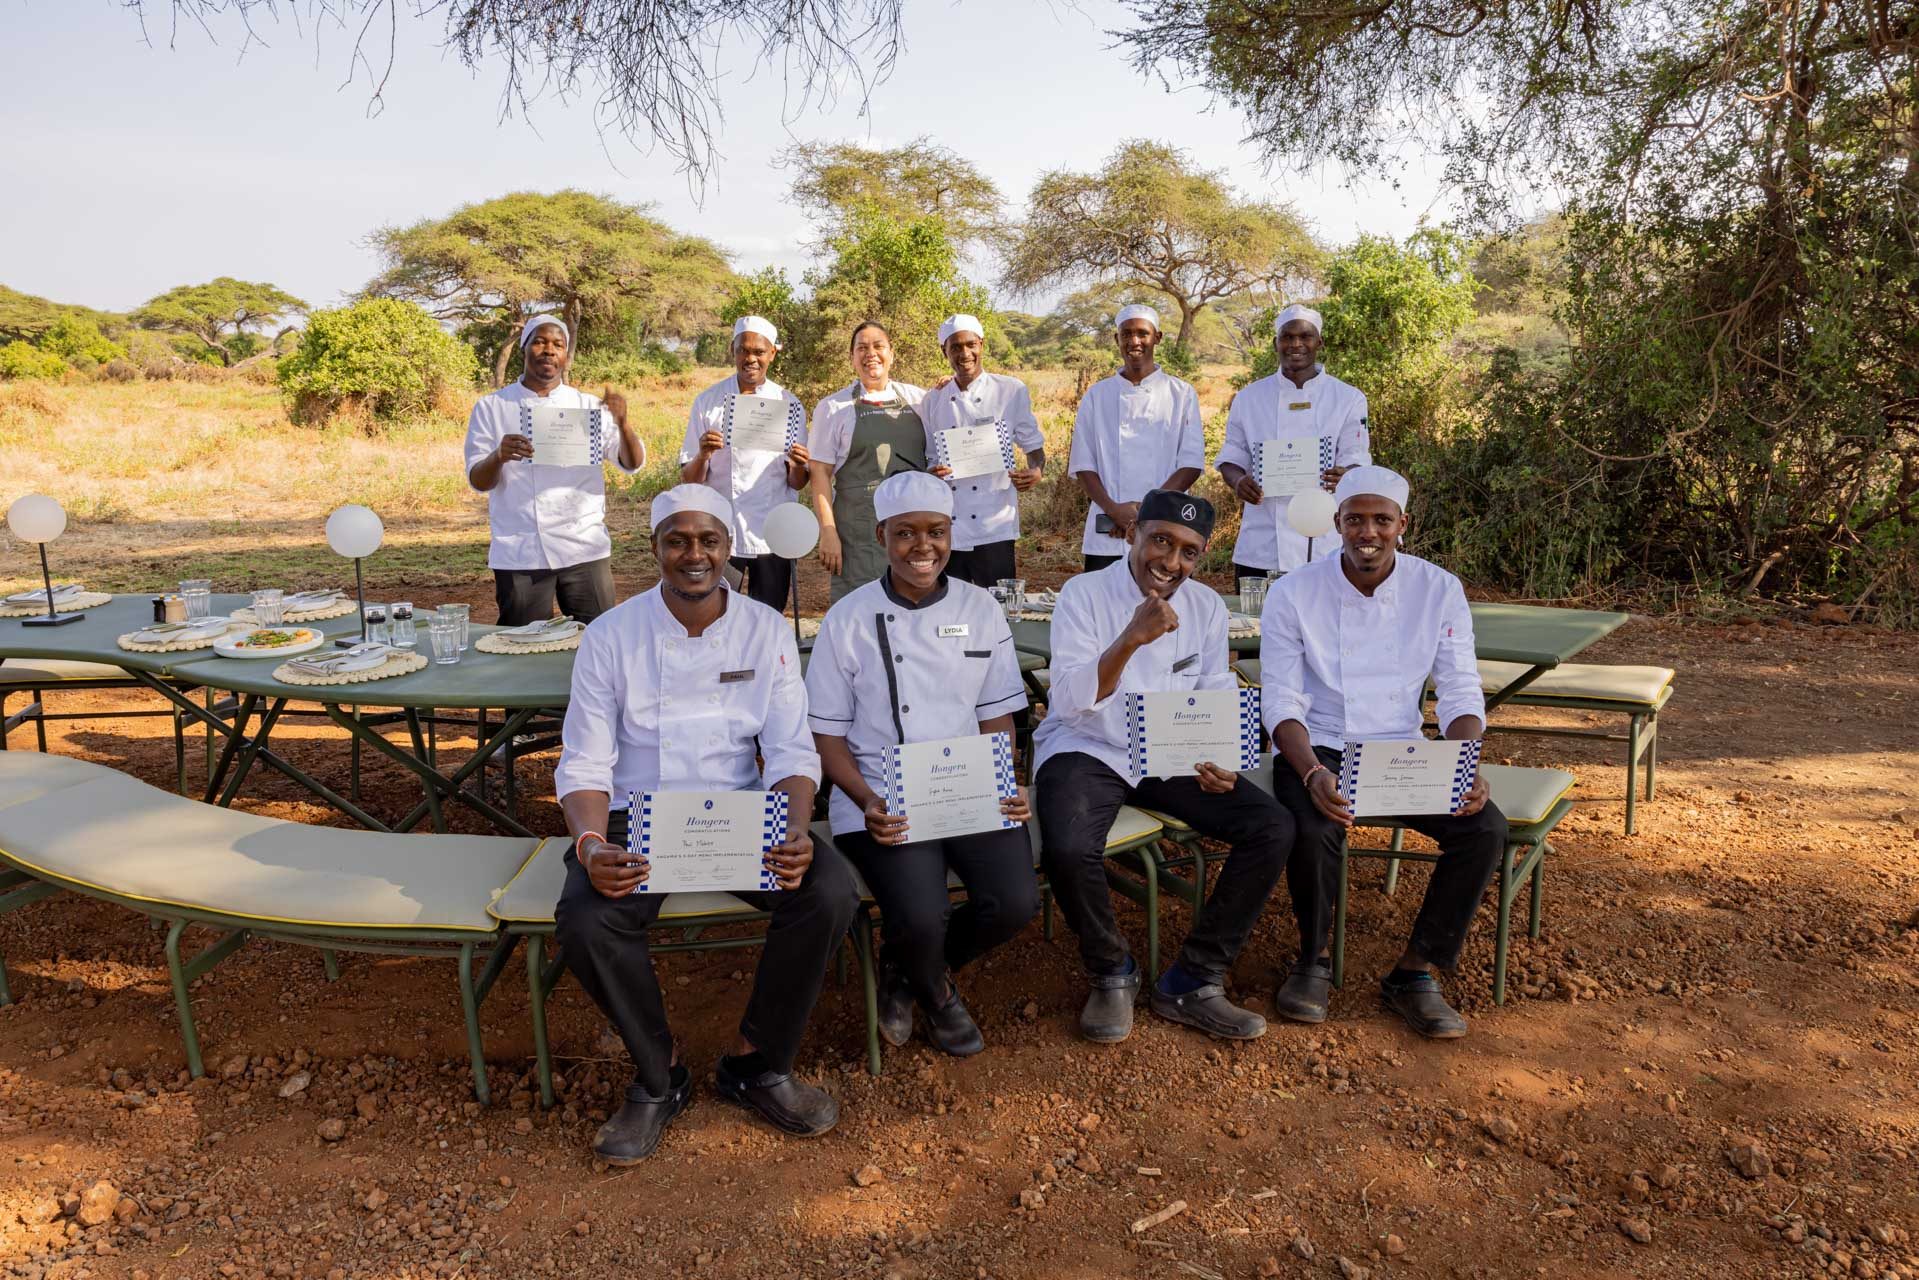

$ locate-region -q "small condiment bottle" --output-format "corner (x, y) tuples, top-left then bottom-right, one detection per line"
(151, 595), (168, 623)
(162, 594), (188, 623)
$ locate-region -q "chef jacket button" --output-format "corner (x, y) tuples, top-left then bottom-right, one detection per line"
(901, 705), (910, 713)
(887, 613), (895, 622)
(894, 653), (903, 663)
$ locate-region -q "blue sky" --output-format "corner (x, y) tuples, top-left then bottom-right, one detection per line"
(0, 1), (1452, 315)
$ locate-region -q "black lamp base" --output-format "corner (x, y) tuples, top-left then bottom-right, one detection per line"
(22, 612), (84, 627)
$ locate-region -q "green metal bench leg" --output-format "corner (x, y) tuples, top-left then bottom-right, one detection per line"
(1383, 826), (1405, 896)
(322, 950), (340, 981)
(850, 907), (881, 1076)
(33, 689), (48, 752)
(1492, 850), (1514, 1006)
(1331, 834), (1350, 989)
(1645, 713), (1659, 799)
(1625, 715), (1641, 835)
(173, 704), (188, 795)
(163, 919), (250, 1079)
(530, 934), (568, 1109)
(349, 708), (363, 804)
(204, 687), (216, 777)
(1529, 842), (1548, 938)
(1139, 851), (1160, 985)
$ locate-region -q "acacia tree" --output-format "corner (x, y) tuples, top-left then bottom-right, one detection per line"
(786, 137), (1006, 249)
(131, 277), (307, 366)
(363, 190), (734, 385)
(1005, 141), (1320, 349)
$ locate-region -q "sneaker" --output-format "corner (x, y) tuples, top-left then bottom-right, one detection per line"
(591, 1064), (692, 1165)
(1380, 972), (1468, 1039)
(1148, 983), (1267, 1039)
(1078, 967), (1141, 1043)
(1272, 960), (1333, 1023)
(714, 1057), (839, 1137)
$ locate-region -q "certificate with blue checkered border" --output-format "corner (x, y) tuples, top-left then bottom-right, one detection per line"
(930, 420), (1017, 482)
(880, 731), (1020, 843)
(1337, 739), (1483, 817)
(1125, 688), (1261, 780)
(519, 404), (605, 467)
(1253, 435), (1336, 498)
(722, 393), (803, 455)
(624, 789), (785, 893)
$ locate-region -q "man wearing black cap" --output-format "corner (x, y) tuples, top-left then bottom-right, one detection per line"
(1032, 490), (1294, 1043)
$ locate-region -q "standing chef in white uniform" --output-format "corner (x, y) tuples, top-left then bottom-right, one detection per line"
(807, 471), (1038, 1059)
(1215, 304), (1372, 578)
(920, 314), (1047, 588)
(464, 314), (647, 625)
(1066, 305), (1205, 572)
(679, 315), (812, 610)
(552, 485), (858, 1166)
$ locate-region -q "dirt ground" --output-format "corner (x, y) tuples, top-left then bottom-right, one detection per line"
(2, 564), (1917, 1280)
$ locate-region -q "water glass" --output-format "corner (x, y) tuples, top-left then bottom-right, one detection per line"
(250, 588), (285, 626)
(996, 577), (1026, 618)
(1237, 576), (1267, 617)
(179, 579), (212, 620)
(362, 603), (390, 646)
(437, 603), (471, 651)
(428, 616), (462, 664)
(389, 601), (416, 648)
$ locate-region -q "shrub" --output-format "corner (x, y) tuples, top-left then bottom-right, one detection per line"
(278, 299), (479, 425)
(95, 358), (141, 383)
(0, 341), (67, 381)
(39, 316), (125, 366)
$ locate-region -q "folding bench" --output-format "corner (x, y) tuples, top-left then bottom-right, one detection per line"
(1244, 756), (1575, 1003)
(0, 751), (542, 1102)
(0, 659), (207, 792)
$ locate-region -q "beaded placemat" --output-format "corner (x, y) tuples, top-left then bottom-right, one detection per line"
(0, 592), (112, 618)
(271, 650), (429, 686)
(474, 631), (581, 655)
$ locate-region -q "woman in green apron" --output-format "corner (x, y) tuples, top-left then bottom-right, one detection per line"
(806, 321), (929, 602)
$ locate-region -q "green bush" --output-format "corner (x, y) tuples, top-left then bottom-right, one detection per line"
(571, 341), (686, 383)
(279, 299), (479, 424)
(39, 316), (125, 367)
(0, 341), (67, 381)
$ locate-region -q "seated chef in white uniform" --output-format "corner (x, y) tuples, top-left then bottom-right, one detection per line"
(1032, 490), (1294, 1044)
(806, 471), (1038, 1057)
(1259, 467), (1506, 1039)
(1214, 304), (1372, 579)
(552, 484), (859, 1165)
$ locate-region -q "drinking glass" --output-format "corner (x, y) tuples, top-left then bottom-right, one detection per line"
(250, 588), (285, 626)
(437, 603), (471, 651)
(362, 603), (390, 646)
(1237, 576), (1267, 617)
(428, 616), (462, 664)
(389, 601), (416, 648)
(179, 579), (212, 620)
(996, 577), (1025, 618)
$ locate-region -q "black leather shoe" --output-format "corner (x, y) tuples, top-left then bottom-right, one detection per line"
(714, 1058), (839, 1137)
(1149, 983), (1268, 1039)
(877, 965), (914, 1048)
(591, 1065), (692, 1165)
(1381, 972), (1468, 1039)
(923, 984), (985, 1057)
(1078, 967), (1141, 1043)
(1273, 960), (1333, 1023)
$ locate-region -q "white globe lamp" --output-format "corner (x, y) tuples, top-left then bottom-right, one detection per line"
(761, 502), (820, 645)
(324, 505), (385, 645)
(1286, 487), (1337, 563)
(6, 494), (81, 627)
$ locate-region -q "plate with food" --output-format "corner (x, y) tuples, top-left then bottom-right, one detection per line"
(213, 627), (326, 660)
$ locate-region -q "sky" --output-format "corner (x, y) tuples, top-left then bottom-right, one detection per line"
(0, 0), (1454, 316)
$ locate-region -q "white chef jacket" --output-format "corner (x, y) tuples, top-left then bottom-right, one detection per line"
(1032, 560), (1236, 785)
(463, 380), (642, 571)
(1066, 368), (1206, 557)
(917, 372), (1046, 551)
(807, 380), (930, 470)
(805, 574), (1028, 835)
(1213, 367), (1371, 572)
(678, 374), (806, 557)
(1258, 552), (1483, 751)
(555, 585), (819, 808)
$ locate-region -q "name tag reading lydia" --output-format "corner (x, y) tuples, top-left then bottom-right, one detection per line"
(719, 669), (756, 684)
(938, 624), (970, 638)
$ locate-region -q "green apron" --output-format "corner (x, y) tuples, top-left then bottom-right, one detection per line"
(830, 391), (928, 603)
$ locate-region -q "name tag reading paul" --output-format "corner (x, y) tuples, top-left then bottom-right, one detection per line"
(719, 669), (756, 684)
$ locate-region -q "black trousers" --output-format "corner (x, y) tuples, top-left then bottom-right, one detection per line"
(493, 557), (616, 627)
(1083, 553), (1122, 573)
(836, 823), (1038, 1003)
(1269, 746), (1507, 969)
(946, 540), (1017, 589)
(553, 809), (859, 1096)
(728, 554), (794, 613)
(1034, 752), (1292, 983)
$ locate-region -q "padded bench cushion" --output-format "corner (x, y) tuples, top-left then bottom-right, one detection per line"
(1242, 755), (1574, 828)
(1479, 659), (1674, 706)
(0, 659), (134, 685)
(0, 755), (536, 932)
(488, 833), (759, 926)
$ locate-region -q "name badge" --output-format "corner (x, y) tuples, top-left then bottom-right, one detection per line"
(719, 669), (756, 684)
(1171, 654), (1198, 673)
(1288, 401), (1312, 411)
(938, 624), (970, 638)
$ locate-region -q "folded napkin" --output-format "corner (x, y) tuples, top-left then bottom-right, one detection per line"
(282, 589), (346, 609)
(131, 618), (232, 644)
(498, 616), (584, 641)
(283, 643), (391, 676)
(6, 583), (83, 605)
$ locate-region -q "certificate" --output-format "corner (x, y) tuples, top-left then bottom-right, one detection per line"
(882, 732), (1020, 843)
(627, 790), (788, 893)
(519, 404), (602, 468)
(1338, 739), (1483, 817)
(931, 422), (1017, 481)
(723, 393), (801, 455)
(1125, 688), (1261, 780)
(1254, 435), (1334, 498)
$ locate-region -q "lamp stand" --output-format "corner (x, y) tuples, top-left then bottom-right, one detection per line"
(21, 543), (81, 627)
(334, 556), (368, 648)
(789, 556), (804, 649)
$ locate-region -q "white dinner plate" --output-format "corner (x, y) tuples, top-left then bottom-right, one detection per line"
(212, 627), (328, 660)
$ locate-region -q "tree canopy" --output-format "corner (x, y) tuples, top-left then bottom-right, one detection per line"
(786, 137), (1006, 250)
(131, 277), (307, 367)
(363, 190), (735, 385)
(1004, 140), (1320, 348)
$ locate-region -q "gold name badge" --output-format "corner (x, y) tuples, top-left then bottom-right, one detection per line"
(1288, 402), (1312, 411)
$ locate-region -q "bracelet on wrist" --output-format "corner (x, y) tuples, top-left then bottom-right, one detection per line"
(1300, 764), (1331, 788)
(576, 830), (607, 853)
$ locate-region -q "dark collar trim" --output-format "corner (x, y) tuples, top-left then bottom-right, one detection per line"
(881, 571), (950, 611)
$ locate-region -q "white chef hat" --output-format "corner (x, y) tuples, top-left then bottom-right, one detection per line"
(650, 484), (735, 534)
(1274, 303), (1324, 337)
(732, 315), (780, 348)
(519, 313), (569, 349)
(1114, 303), (1160, 332)
(1333, 465), (1410, 513)
(937, 313), (984, 346)
(874, 471), (954, 523)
